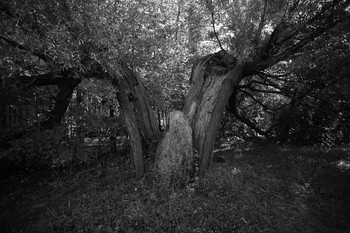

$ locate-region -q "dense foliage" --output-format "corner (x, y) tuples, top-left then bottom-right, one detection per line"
(1, 0), (349, 171)
(1, 1), (350, 232)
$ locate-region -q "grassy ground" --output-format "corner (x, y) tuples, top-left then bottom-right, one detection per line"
(1, 143), (350, 233)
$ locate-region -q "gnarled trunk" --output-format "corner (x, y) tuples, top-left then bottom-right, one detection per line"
(109, 62), (160, 177)
(183, 51), (243, 178)
(106, 52), (243, 180)
(156, 51), (243, 181)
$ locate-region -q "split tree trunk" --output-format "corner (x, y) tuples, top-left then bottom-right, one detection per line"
(155, 51), (243, 181)
(108, 51), (243, 180)
(183, 51), (243, 178)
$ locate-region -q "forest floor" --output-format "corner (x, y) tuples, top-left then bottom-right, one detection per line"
(1, 143), (350, 233)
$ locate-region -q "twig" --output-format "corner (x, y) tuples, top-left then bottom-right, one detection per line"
(208, 0), (225, 51)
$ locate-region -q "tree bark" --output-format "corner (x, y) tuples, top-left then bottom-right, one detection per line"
(183, 51), (243, 178)
(109, 62), (160, 177)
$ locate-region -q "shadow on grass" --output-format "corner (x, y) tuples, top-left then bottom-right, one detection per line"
(1, 144), (350, 233)
(300, 147), (350, 232)
(227, 144), (350, 233)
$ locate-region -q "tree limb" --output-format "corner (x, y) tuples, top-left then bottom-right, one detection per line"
(0, 70), (80, 149)
(228, 87), (271, 137)
(244, 1), (350, 75)
(2, 72), (63, 87)
(208, 0), (225, 51)
(256, 72), (295, 93)
(240, 89), (274, 111)
(254, 0), (268, 44)
(244, 87), (291, 95)
(174, 0), (183, 41)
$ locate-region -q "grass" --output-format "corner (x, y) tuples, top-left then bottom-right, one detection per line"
(1, 143), (350, 233)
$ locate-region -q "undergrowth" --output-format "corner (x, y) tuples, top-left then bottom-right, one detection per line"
(1, 144), (350, 233)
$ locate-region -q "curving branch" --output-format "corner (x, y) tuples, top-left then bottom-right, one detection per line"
(256, 72), (296, 93)
(231, 104), (272, 137)
(228, 87), (272, 137)
(240, 89), (273, 111)
(208, 0), (225, 51)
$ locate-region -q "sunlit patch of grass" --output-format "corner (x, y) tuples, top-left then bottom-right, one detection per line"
(1, 144), (350, 232)
(335, 158), (350, 170)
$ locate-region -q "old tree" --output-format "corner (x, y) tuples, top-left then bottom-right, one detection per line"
(1, 0), (350, 181)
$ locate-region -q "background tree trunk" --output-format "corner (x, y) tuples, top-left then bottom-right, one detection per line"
(40, 73), (81, 129)
(183, 51), (243, 178)
(0, 70), (80, 149)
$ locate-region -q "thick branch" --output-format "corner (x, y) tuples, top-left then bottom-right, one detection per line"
(1, 69), (80, 149)
(3, 72), (62, 87)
